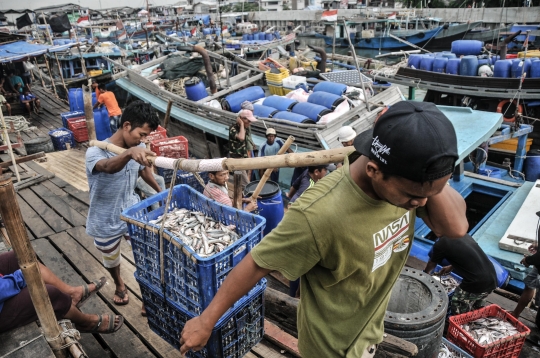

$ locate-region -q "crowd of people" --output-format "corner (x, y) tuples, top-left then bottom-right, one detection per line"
(0, 70), (42, 118)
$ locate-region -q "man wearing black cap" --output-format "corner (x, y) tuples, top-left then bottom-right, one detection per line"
(179, 102), (468, 357)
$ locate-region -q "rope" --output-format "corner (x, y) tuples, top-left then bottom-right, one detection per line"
(0, 116), (37, 132)
(368, 59), (407, 78)
(46, 319), (82, 352)
(0, 335), (44, 358)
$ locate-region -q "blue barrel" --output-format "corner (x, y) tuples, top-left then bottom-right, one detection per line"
(440, 51), (457, 59)
(222, 86), (265, 112)
(202, 28), (212, 35)
(408, 54), (424, 69)
(493, 60), (512, 78)
(460, 56), (479, 76)
(490, 55), (500, 65)
(244, 180), (283, 235)
(214, 29), (221, 37)
(446, 58), (460, 75)
(263, 96), (298, 111)
(274, 31), (281, 39)
(308, 91), (344, 110)
(69, 88), (97, 112)
(185, 77), (208, 101)
(478, 58), (490, 68)
(312, 82), (347, 95)
(525, 149), (540, 181)
(273, 111), (315, 124)
(511, 59), (532, 78)
(451, 40), (483, 56)
(253, 104), (278, 118)
(291, 102), (331, 122)
(531, 60), (540, 78)
(94, 107), (112, 140)
(242, 34), (249, 41)
(432, 57), (448, 73)
(253, 32), (259, 40)
(247, 34), (253, 41)
(265, 33), (273, 41)
(420, 56), (435, 71)
(166, 30), (175, 35)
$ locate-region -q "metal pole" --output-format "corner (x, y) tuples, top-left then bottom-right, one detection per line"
(0, 177), (67, 357)
(0, 110), (21, 182)
(331, 21), (337, 71)
(342, 19), (370, 111)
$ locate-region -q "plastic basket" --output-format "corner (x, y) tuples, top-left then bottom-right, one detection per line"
(441, 338), (473, 358)
(150, 136), (188, 158)
(447, 304), (530, 358)
(60, 111), (85, 128)
(282, 75), (308, 90)
(146, 125), (168, 142)
(137, 273), (265, 357)
(265, 68), (289, 82)
(121, 184), (266, 315)
(48, 128), (76, 151)
(268, 85), (285, 96)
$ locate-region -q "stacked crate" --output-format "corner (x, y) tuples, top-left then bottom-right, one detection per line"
(265, 68), (289, 96)
(67, 117), (89, 142)
(48, 128), (76, 151)
(121, 185), (267, 356)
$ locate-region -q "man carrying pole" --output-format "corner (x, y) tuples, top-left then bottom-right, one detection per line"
(179, 101), (468, 357)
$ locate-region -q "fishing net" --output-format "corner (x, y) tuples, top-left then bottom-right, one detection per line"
(159, 56), (204, 80)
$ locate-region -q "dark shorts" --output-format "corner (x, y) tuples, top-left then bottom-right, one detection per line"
(0, 251), (71, 333)
(450, 286), (492, 316)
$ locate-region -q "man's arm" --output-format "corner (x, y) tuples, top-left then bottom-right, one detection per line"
(420, 185), (468, 238)
(94, 147), (154, 174)
(287, 186), (297, 199)
(424, 261), (437, 274)
(235, 120), (246, 141)
(139, 166), (162, 193)
(92, 100), (100, 109)
(180, 254), (270, 354)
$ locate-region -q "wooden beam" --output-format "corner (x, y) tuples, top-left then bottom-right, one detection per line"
(264, 320), (301, 357)
(233, 171), (242, 209)
(0, 152), (46, 169)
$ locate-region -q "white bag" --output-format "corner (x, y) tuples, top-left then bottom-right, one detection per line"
(23, 61), (35, 71)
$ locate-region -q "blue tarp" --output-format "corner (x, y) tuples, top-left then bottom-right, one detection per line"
(193, 15), (210, 26)
(509, 25), (539, 41)
(0, 41), (75, 63)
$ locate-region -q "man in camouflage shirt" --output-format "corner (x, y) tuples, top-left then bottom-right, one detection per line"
(228, 103), (257, 189)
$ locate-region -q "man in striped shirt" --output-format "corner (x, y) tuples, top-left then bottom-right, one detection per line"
(203, 170), (257, 212)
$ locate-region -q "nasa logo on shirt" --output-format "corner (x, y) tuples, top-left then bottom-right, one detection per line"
(392, 236), (410, 253)
(372, 212), (410, 272)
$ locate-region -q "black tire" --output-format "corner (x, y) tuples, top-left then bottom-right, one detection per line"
(25, 136), (54, 154)
(418, 32), (425, 39)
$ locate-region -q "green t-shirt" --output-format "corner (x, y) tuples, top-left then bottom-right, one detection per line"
(251, 154), (419, 357)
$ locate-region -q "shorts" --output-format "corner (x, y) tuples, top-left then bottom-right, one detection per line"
(94, 234), (124, 268)
(524, 267), (540, 290)
(450, 286), (492, 315)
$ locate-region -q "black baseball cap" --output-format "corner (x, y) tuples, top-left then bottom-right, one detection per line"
(353, 101), (458, 182)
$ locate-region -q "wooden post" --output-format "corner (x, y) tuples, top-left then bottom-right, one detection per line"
(163, 100), (173, 130)
(42, 55), (58, 98)
(0, 177), (67, 357)
(41, 13), (54, 45)
(0, 108), (21, 182)
(34, 58), (47, 88)
(54, 53), (69, 100)
(83, 84), (97, 141)
(233, 171), (243, 209)
(76, 43), (88, 78)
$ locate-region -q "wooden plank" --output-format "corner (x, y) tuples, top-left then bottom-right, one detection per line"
(15, 195), (55, 238)
(0, 152), (45, 168)
(264, 319), (301, 357)
(24, 160), (55, 178)
(0, 322), (55, 358)
(66, 226), (141, 299)
(251, 340), (295, 358)
(33, 237), (154, 358)
(30, 184), (87, 227)
(48, 232), (180, 357)
(18, 188), (72, 233)
(41, 180), (89, 217)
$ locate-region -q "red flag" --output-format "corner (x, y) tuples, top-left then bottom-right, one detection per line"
(190, 27), (197, 36)
(321, 10), (338, 22)
(116, 19), (124, 30)
(77, 16), (89, 23)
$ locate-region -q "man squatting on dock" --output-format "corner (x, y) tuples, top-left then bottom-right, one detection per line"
(85, 101), (161, 311)
(180, 101), (469, 357)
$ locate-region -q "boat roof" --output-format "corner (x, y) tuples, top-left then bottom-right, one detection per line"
(0, 40), (75, 63)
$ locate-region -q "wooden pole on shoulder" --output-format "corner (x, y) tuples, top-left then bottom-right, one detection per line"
(84, 83), (97, 141)
(233, 171), (243, 209)
(0, 177), (67, 357)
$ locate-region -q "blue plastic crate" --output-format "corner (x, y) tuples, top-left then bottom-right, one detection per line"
(48, 128), (76, 151)
(441, 338), (473, 358)
(122, 184), (266, 315)
(434, 264), (463, 317)
(60, 111), (85, 128)
(157, 167), (209, 192)
(137, 273), (265, 357)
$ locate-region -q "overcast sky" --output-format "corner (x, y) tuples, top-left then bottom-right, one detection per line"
(0, 0), (178, 11)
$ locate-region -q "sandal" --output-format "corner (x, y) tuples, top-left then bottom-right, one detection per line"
(82, 314), (124, 334)
(113, 288), (129, 306)
(77, 277), (107, 309)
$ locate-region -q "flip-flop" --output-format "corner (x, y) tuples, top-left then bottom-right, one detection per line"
(77, 277), (107, 309)
(113, 288), (129, 306)
(82, 314), (124, 334)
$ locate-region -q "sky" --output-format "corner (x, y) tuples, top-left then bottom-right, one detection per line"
(0, 0), (178, 11)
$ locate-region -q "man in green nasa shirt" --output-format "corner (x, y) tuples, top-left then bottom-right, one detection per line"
(180, 102), (468, 357)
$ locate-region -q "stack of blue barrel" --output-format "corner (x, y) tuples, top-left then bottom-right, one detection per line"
(407, 40), (540, 78)
(64, 88), (112, 140)
(221, 82), (347, 125)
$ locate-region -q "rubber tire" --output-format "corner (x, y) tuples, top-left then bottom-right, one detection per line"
(25, 136), (54, 154)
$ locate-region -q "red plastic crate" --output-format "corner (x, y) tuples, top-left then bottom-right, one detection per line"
(71, 126), (89, 142)
(447, 304), (530, 358)
(67, 117), (88, 131)
(150, 136), (188, 159)
(146, 125), (167, 142)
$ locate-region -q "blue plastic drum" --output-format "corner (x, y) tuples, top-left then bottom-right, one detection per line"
(273, 111), (315, 124)
(446, 58), (461, 75)
(291, 102), (331, 122)
(460, 56), (479, 76)
(511, 59), (532, 78)
(253, 104), (278, 118)
(493, 60), (512, 78)
(222, 86), (265, 112)
(313, 82), (347, 95)
(433, 57), (448, 73)
(265, 33), (273, 41)
(307, 91), (344, 110)
(420, 56), (435, 71)
(525, 149), (540, 181)
(408, 54), (424, 69)
(244, 180), (284, 235)
(531, 60), (540, 78)
(184, 77), (207, 101)
(451, 40), (483, 56)
(263, 96), (298, 111)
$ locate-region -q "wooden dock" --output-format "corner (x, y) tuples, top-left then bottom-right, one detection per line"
(0, 87), (538, 357)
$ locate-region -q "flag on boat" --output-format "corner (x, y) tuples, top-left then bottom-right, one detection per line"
(16, 13), (32, 29)
(77, 16), (90, 26)
(191, 27), (197, 36)
(387, 12), (397, 20)
(116, 19), (126, 40)
(321, 10), (338, 22)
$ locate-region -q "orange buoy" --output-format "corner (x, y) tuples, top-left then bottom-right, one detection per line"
(497, 100), (523, 122)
